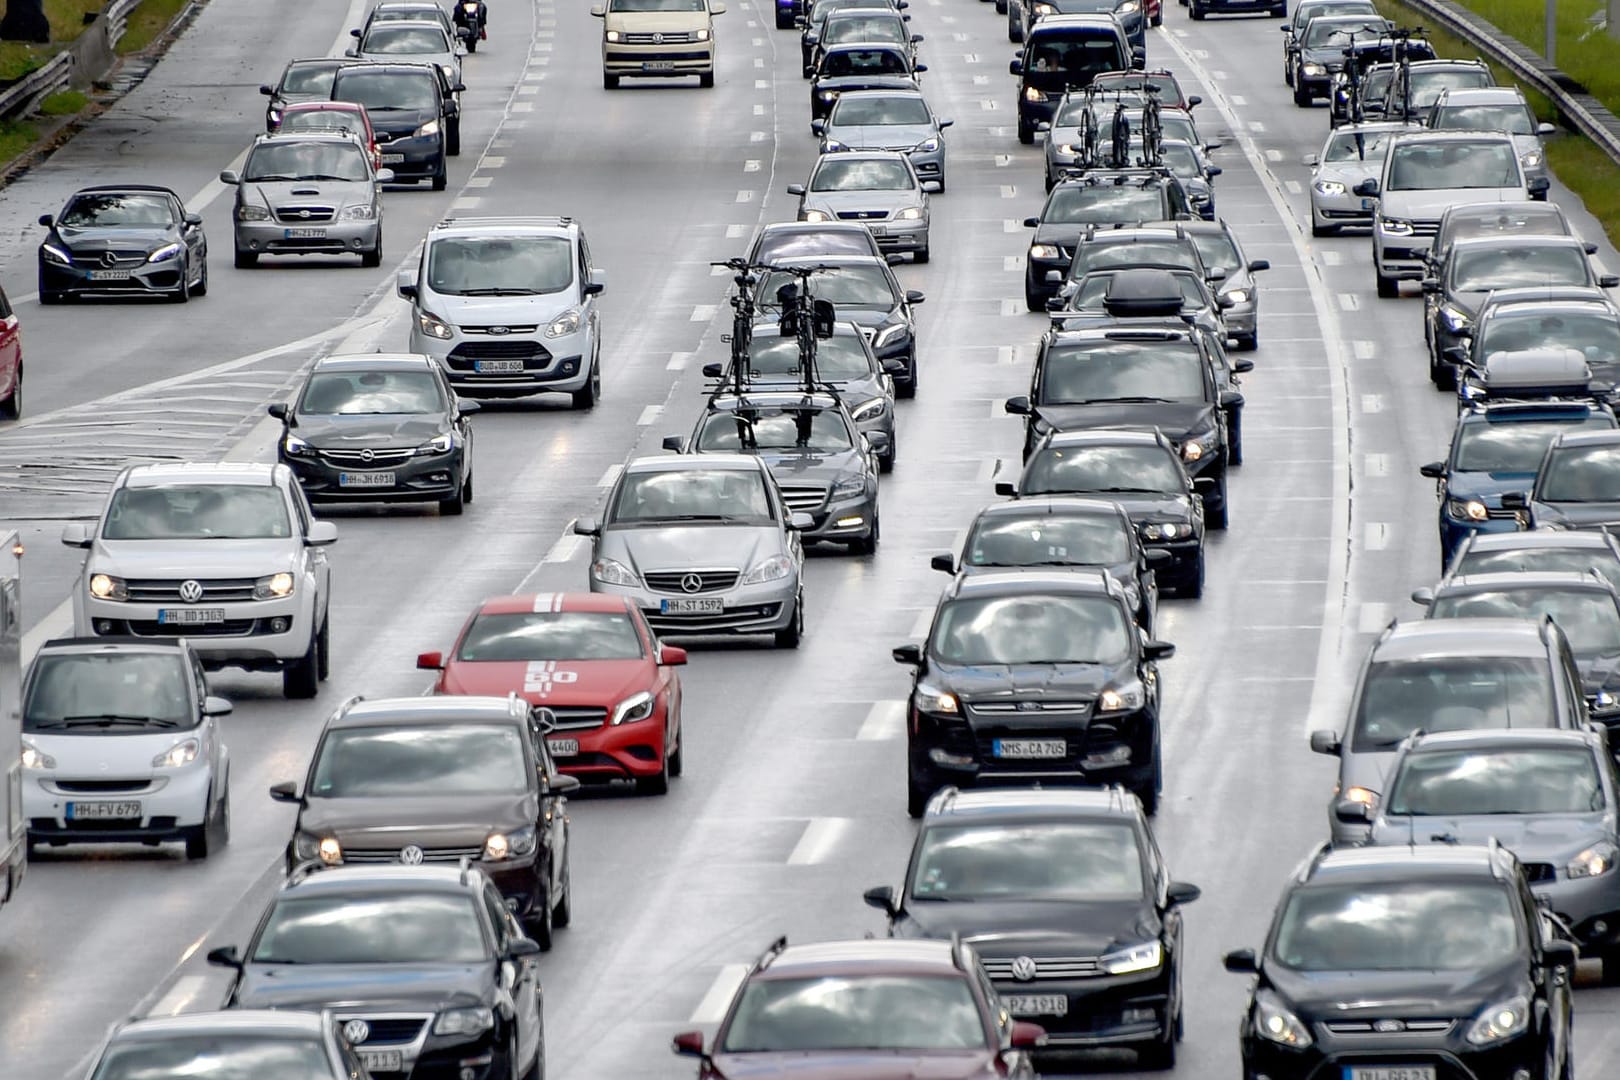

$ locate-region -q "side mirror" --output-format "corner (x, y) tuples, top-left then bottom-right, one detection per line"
(590, 3), (605, 14)
(1022, 217), (1039, 228)
(810, 120), (826, 136)
(789, 511), (815, 531)
(1302, 152), (1319, 166)
(864, 431), (891, 456)
(1219, 389), (1245, 408)
(1418, 461), (1445, 479)
(661, 435), (687, 453)
(1334, 798), (1373, 825)
(1544, 939), (1578, 969)
(1232, 358), (1255, 374)
(881, 358), (906, 374)
(37, 213), (53, 227)
(1130, 46), (1146, 68)
(659, 644), (688, 666)
(259, 84), (274, 95)
(912, 33), (924, 42)
(396, 272), (418, 300)
(219, 170), (240, 185)
(1410, 586), (1435, 606)
(350, 26), (361, 36)
(375, 168), (396, 183)
(710, 1), (726, 12)
(994, 481), (1017, 497)
(1601, 274), (1620, 289)
(1249, 259), (1270, 272)
(61, 523), (92, 548)
(1009, 59), (1023, 75)
(305, 521), (339, 546)
(1353, 178), (1379, 197)
(1538, 122), (1557, 135)
(886, 253), (906, 266)
(1036, 121), (1052, 133)
(904, 289), (926, 305)
(914, 63), (928, 73)
(1500, 492), (1529, 511)
(701, 362), (723, 378)
(1188, 94), (1202, 107)
(457, 399), (481, 415)
(1143, 640), (1176, 661)
(268, 781), (302, 805)
(206, 946), (243, 970)
(1166, 880), (1201, 905)
(930, 553), (955, 574)
(184, 212), (203, 227)
(573, 517), (601, 536)
(1308, 729), (1342, 756)
(416, 650), (444, 670)
(267, 402), (290, 422)
(507, 938), (542, 959)
(443, 100), (460, 118)
(672, 1032), (705, 1058)
(1206, 165), (1223, 177)
(892, 643), (922, 666)
(938, 117), (952, 128)
(546, 774), (582, 796)
(1191, 476), (1216, 493)
(1528, 176), (1550, 197)
(1586, 242), (1600, 255)
(1004, 395), (1031, 415)
(203, 696), (233, 717)
(1044, 270), (1064, 284)
(787, 183), (806, 196)
(863, 884), (898, 916)
(1008, 1021), (1046, 1049)
(1222, 948), (1258, 974)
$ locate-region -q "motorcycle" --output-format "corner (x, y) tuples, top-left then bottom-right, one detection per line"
(454, 0), (486, 52)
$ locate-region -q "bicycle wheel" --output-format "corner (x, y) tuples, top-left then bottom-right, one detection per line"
(1079, 107), (1098, 168)
(1141, 99), (1162, 164)
(1110, 105), (1130, 168)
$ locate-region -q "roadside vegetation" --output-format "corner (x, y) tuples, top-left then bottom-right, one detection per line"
(0, 0), (106, 80)
(114, 0), (187, 54)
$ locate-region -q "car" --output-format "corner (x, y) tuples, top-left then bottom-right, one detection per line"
(269, 353), (477, 513)
(804, 7), (919, 77)
(1446, 527), (1620, 593)
(61, 462), (337, 699)
(997, 429), (1206, 597)
(1280, 0), (1377, 85)
(329, 62), (461, 189)
(894, 569), (1174, 815)
(208, 864), (546, 1080)
(1504, 428), (1620, 530)
(1453, 348), (1598, 414)
(810, 42), (924, 124)
(592, 0), (726, 88)
(274, 100), (382, 171)
(1419, 400), (1616, 564)
(1365, 131), (1541, 298)
(1153, 139), (1221, 219)
(260, 57), (362, 131)
(0, 283), (20, 420)
(787, 150), (932, 261)
(418, 592), (687, 792)
(671, 936), (1044, 1076)
(813, 89), (951, 190)
(1059, 224), (1210, 285)
(1456, 285), (1620, 394)
(221, 132), (389, 269)
(1091, 67), (1197, 109)
(669, 389), (883, 552)
(1050, 264), (1229, 345)
(347, 19), (464, 86)
(1010, 15), (1139, 144)
(1288, 15), (1391, 106)
(744, 220), (884, 263)
(37, 185), (207, 304)
(361, 0), (461, 42)
(1043, 94), (1207, 189)
(1308, 617), (1591, 844)
(398, 215), (606, 408)
(754, 256), (923, 395)
(1009, 0), (1146, 51)
(84, 1011), (365, 1080)
(20, 636), (232, 859)
(1224, 842), (1574, 1080)
(269, 694), (576, 943)
(1189, 0), (1283, 25)
(1429, 199), (1575, 267)
(1429, 85), (1556, 194)
(1179, 219), (1268, 349)
(864, 786), (1198, 1067)
(1303, 121), (1419, 235)
(1388, 56), (1494, 124)
(799, 0), (908, 71)
(1022, 173), (1195, 310)
(576, 454), (808, 646)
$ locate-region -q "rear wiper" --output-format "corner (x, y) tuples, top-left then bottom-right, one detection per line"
(60, 714), (179, 728)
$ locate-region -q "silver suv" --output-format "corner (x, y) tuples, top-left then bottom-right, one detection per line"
(223, 132), (389, 268)
(62, 462), (337, 699)
(399, 216), (606, 409)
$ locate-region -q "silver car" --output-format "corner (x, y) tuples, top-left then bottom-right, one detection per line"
(1302, 120), (1419, 236)
(348, 19), (465, 87)
(1427, 86), (1556, 198)
(575, 455), (809, 647)
(813, 90), (952, 190)
(1180, 218), (1270, 350)
(788, 149), (933, 262)
(223, 132), (388, 268)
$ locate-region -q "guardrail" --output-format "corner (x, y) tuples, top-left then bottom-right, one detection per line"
(107, 0), (140, 45)
(0, 0), (142, 122)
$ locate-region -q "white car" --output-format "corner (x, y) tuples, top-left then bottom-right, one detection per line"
(62, 462), (337, 699)
(20, 637), (232, 859)
(1303, 120), (1419, 236)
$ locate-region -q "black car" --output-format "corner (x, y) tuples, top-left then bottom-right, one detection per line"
(37, 185), (208, 304)
(893, 569), (1174, 815)
(271, 353), (477, 514)
(209, 863), (546, 1080)
(1454, 285), (1620, 394)
(1023, 174), (1194, 310)
(330, 63), (461, 190)
(1289, 15), (1392, 106)
(1052, 224), (1211, 296)
(745, 220), (885, 264)
(809, 42), (923, 123)
(1428, 200), (1574, 268)
(999, 429), (1207, 597)
(865, 786), (1200, 1067)
(754, 256), (923, 395)
(1280, 0), (1378, 85)
(1326, 35), (1435, 122)
(1188, 0), (1283, 24)
(1004, 323), (1239, 527)
(933, 495), (1165, 632)
(1009, 15), (1138, 143)
(260, 57), (363, 131)
(267, 694), (577, 946)
(1224, 843), (1574, 1080)
(1504, 428), (1620, 530)
(1391, 57), (1494, 124)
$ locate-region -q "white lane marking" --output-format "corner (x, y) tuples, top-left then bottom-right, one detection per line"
(858, 701), (906, 741)
(1004, 219), (1024, 233)
(754, 57), (765, 67)
(1000, 299), (1022, 316)
(736, 189), (756, 203)
(1349, 340), (1379, 362)
(1002, 255), (1023, 271)
(690, 966), (751, 1024)
(1284, 179), (1302, 194)
(1365, 522), (1390, 550)
(668, 352), (693, 370)
(597, 464), (624, 488)
(692, 304), (718, 321)
(754, 103), (766, 115)
(980, 99), (998, 110)
(787, 817), (851, 864)
(543, 534), (588, 564)
(484, 156), (508, 168)
(512, 101), (535, 113)
(467, 176), (493, 188)
(997, 345), (1018, 364)
(953, 31), (969, 40)
(492, 139), (514, 148)
(1265, 149), (1282, 162)
(518, 85), (540, 95)
(1358, 602), (1391, 634)
(977, 457), (1002, 482)
(995, 154), (1013, 168)
(999, 185), (1017, 198)
(1212, 70), (1228, 80)
(1192, 48), (1209, 58)
(1338, 293), (1360, 312)
(1322, 249), (1343, 265)
(973, 74), (990, 85)
(909, 609), (933, 638)
(1249, 121), (1266, 132)
(744, 159), (761, 172)
(151, 975), (207, 1017)
(637, 405), (663, 426)
(1230, 94), (1247, 105)
(1361, 393), (1383, 413)
(752, 35), (764, 44)
(452, 196), (482, 210)
(746, 16), (758, 24)
(726, 224), (746, 238)
(750, 130), (767, 141)
(755, 79), (770, 89)
(1364, 452), (1388, 477)
(963, 52), (979, 62)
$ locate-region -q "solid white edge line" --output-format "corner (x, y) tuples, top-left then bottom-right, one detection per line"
(689, 964), (751, 1024)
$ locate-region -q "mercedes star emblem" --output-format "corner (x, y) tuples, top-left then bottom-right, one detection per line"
(177, 579), (204, 603)
(100, 251), (119, 267)
(359, 448), (375, 463)
(399, 844), (425, 865)
(679, 572), (704, 594)
(533, 706), (556, 732)
(1010, 956), (1038, 982)
(342, 1019), (371, 1045)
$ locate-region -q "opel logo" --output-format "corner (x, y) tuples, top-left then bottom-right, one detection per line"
(178, 580), (204, 603)
(1373, 1019), (1406, 1033)
(652, 31), (664, 42)
(100, 251), (119, 267)
(359, 448), (375, 463)
(680, 573), (704, 594)
(1010, 956), (1038, 982)
(343, 1019), (371, 1045)
(487, 325), (511, 335)
(399, 844), (425, 865)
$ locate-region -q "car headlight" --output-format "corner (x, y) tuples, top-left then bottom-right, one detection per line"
(1466, 995), (1529, 1046)
(1341, 785), (1377, 807)
(147, 242), (183, 263)
(1568, 842), (1618, 879)
(694, 27), (710, 39)
(1140, 521), (1191, 541)
(1180, 430), (1218, 463)
(419, 432), (456, 455)
(849, 397), (887, 421)
(1098, 680), (1145, 713)
(1592, 690), (1620, 713)
(592, 557), (640, 587)
(1115, 0), (1140, 11)
(1254, 993), (1312, 1048)
(1055, 143), (1078, 157)
(1302, 62), (1326, 76)
(740, 553), (795, 584)
(1029, 243), (1060, 260)
(1100, 939), (1160, 974)
(20, 740), (55, 770)
(89, 573), (128, 601)
(1313, 179), (1347, 196)
(611, 690), (656, 725)
(152, 738), (200, 769)
(440, 63), (457, 80)
(254, 572), (295, 599)
(236, 204), (271, 222)
(832, 476), (866, 500)
(433, 1007), (495, 1037)
(1224, 289), (1250, 305)
(340, 203), (377, 220)
(873, 323), (908, 348)
(823, 138), (845, 151)
(914, 137), (940, 153)
(896, 207), (924, 221)
(1032, 1), (1055, 11)
(1446, 498), (1489, 523)
(915, 678), (959, 714)
(417, 310), (455, 340)
(1380, 216), (1414, 235)
(605, 28), (621, 40)
(414, 119), (441, 138)
(282, 431), (312, 456)
(546, 307), (583, 338)
(292, 832), (322, 861)
(1024, 86), (1046, 103)
(40, 243), (71, 265)
(802, 209), (829, 223)
(1439, 304), (1471, 333)
(1521, 150), (1543, 168)
(484, 825), (537, 860)
(318, 836), (343, 864)
(820, 91), (839, 102)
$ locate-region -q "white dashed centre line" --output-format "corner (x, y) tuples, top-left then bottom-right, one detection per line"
(1230, 94), (1247, 105)
(788, 818), (850, 865)
(1003, 219), (1023, 233)
(1000, 298), (1022, 316)
(999, 185), (1016, 198)
(753, 103), (766, 115)
(735, 190), (755, 203)
(857, 701), (906, 741)
(996, 344), (1019, 363)
(1322, 250), (1343, 265)
(1361, 393), (1384, 413)
(452, 196), (482, 210)
(1352, 340), (1376, 360)
(543, 534), (588, 564)
(691, 304), (718, 321)
(980, 99), (997, 110)
(1265, 149), (1282, 162)
(725, 224), (746, 238)
(1002, 255), (1023, 271)
(755, 79), (770, 89)
(1283, 179), (1302, 194)
(637, 405), (662, 426)
(1249, 121), (1266, 132)
(511, 101), (534, 113)
(973, 74), (989, 85)
(668, 351), (694, 370)
(750, 130), (767, 141)
(963, 52), (979, 63)
(754, 57), (765, 68)
(1338, 293), (1360, 312)
(483, 156), (507, 168)
(908, 610), (933, 638)
(743, 159), (761, 172)
(1364, 452), (1389, 477)
(597, 463), (623, 488)
(466, 176), (493, 188)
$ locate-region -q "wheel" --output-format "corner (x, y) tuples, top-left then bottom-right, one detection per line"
(440, 480), (466, 515)
(447, 121), (461, 156)
(552, 857), (572, 928)
(1238, 330), (1258, 351)
(192, 259), (208, 296)
(896, 352), (917, 398)
(1025, 280), (1045, 312)
(282, 631), (320, 699)
(668, 726), (683, 777)
(699, 70), (715, 88)
(171, 262), (190, 303)
(1227, 418), (1243, 466)
(914, 245), (929, 264)
(431, 159), (449, 191)
(995, 0), (1007, 12)
(524, 881), (555, 950)
(1429, 349), (1456, 389)
(1284, 58), (1293, 86)
(1150, 6), (1161, 24)
(1311, 220), (1338, 237)
(1017, 119), (1034, 145)
(465, 31), (478, 52)
(1205, 475), (1229, 530)
(185, 780), (229, 860)
(0, 366), (19, 421)
(774, 593), (804, 648)
(315, 617), (331, 682)
(570, 359), (600, 409)
(234, 248), (257, 269)
(907, 775), (931, 818)
(879, 447), (894, 473)
(1293, 80), (1311, 106)
(638, 747), (670, 794)
(460, 468), (474, 506)
(1375, 269), (1398, 298)
(603, 72), (620, 88)
(361, 231), (382, 268)
(1182, 551), (1205, 598)
(1007, 8), (1021, 41)
(933, 174), (945, 194)
(851, 512), (879, 555)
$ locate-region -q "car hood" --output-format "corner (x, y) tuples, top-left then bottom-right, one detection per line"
(1268, 963), (1521, 1021)
(1531, 500), (1620, 529)
(901, 898), (1159, 956)
(1381, 187), (1522, 219)
(754, 448), (865, 484)
(707, 1052), (998, 1080)
(1369, 811), (1609, 863)
(359, 49), (457, 69)
(1316, 159), (1383, 186)
(241, 180), (373, 209)
(604, 9), (710, 30)
(293, 413), (449, 450)
(89, 538), (300, 578)
(441, 657), (653, 706)
(233, 962), (490, 1011)
(1300, 44), (1353, 67)
(429, 292), (574, 325)
(300, 793), (536, 845)
(803, 190), (923, 215)
(1032, 401), (1213, 441)
(815, 74), (922, 94)
(361, 105), (440, 137)
(932, 660), (1116, 700)
(28, 729), (202, 776)
(1019, 489), (1193, 524)
(1446, 470), (1534, 502)
(54, 225), (172, 253)
(825, 123), (937, 149)
(601, 524), (785, 575)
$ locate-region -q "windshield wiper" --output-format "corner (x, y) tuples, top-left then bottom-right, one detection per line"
(1108, 395), (1178, 403)
(1087, 485), (1170, 494)
(302, 174), (362, 182)
(248, 175), (298, 182)
(60, 714), (179, 728)
(652, 514), (744, 522)
(457, 287), (539, 296)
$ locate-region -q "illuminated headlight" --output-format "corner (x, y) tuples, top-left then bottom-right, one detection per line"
(440, 63), (457, 80)
(1521, 150), (1543, 168)
(340, 203), (377, 220)
(546, 307), (583, 338)
(1313, 179), (1347, 196)
(283, 432), (312, 456)
(318, 836), (343, 864)
(254, 572), (295, 599)
(1033, 2), (1056, 11)
(1302, 62), (1326, 76)
(1098, 680), (1145, 713)
(293, 833), (323, 861)
(20, 740), (55, 770)
(1255, 993), (1312, 1048)
(152, 738), (200, 769)
(1140, 521), (1190, 541)
(89, 573), (128, 601)
(897, 207), (923, 221)
(40, 243), (71, 265)
(419, 433), (455, 455)
(1342, 785), (1377, 807)
(417, 310), (454, 340)
(915, 678), (959, 714)
(605, 29), (621, 41)
(832, 476), (866, 499)
(802, 209), (829, 223)
(484, 825), (537, 861)
(1029, 243), (1060, 260)
(1224, 289), (1250, 305)
(147, 242), (183, 263)
(414, 119), (441, 138)
(268, 108), (283, 124)
(1466, 996), (1529, 1046)
(1180, 430), (1218, 463)
(591, 557), (639, 587)
(1568, 843), (1618, 879)
(1446, 498), (1489, 523)
(820, 91), (839, 102)
(612, 690), (656, 725)
(849, 397), (887, 421)
(915, 137), (940, 153)
(1056, 143), (1078, 156)
(1380, 216), (1414, 235)
(740, 553), (794, 584)
(236, 204), (271, 222)
(433, 1007), (495, 1037)
(1100, 939), (1161, 974)
(1024, 86), (1046, 103)
(694, 27), (710, 39)
(1439, 304), (1471, 333)
(1593, 690), (1620, 713)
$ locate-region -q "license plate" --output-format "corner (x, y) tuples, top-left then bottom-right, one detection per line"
(548, 738), (580, 757)
(643, 60), (676, 71)
(475, 359), (525, 373)
(1345, 1069), (1436, 1080)
(993, 738), (1066, 759)
(358, 1050), (403, 1073)
(338, 471), (396, 488)
(284, 227), (326, 239)
(87, 269), (131, 280)
(1360, 197), (1377, 210)
(661, 597), (723, 614)
(1003, 994), (1068, 1016)
(66, 801), (141, 820)
(158, 608), (226, 625)
(381, 153), (406, 163)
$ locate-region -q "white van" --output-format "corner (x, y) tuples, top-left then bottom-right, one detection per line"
(591, 0), (727, 89)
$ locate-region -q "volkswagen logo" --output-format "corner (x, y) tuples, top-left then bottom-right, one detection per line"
(1010, 956), (1038, 982)
(1372, 1019), (1406, 1033)
(679, 573), (704, 594)
(100, 251), (119, 267)
(652, 31), (664, 43)
(399, 844), (425, 865)
(487, 326), (511, 335)
(359, 448), (375, 463)
(342, 1019), (371, 1045)
(178, 580), (204, 603)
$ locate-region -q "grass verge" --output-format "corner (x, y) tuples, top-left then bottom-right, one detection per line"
(0, 119), (39, 161)
(38, 88), (85, 114)
(0, 0), (112, 81)
(115, 0), (187, 54)
(1457, 0), (1619, 111)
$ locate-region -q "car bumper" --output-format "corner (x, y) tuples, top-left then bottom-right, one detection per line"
(1223, 299), (1257, 336)
(995, 966), (1172, 1049)
(1018, 97), (1059, 129)
(604, 44), (716, 75)
(39, 258), (185, 296)
(799, 489), (879, 543)
(1241, 1029), (1548, 1080)
(543, 715), (669, 782)
(1532, 874), (1620, 947)
(78, 592), (314, 666)
(1142, 536), (1202, 588)
(1295, 71), (1334, 97)
(1026, 253), (1069, 302)
(413, 328), (591, 398)
(591, 577), (800, 637)
(1312, 189), (1379, 226)
(284, 448), (466, 503)
(908, 707), (1158, 793)
(375, 134), (444, 179)
(1373, 232), (1434, 278)
(235, 219), (380, 257)
(26, 765), (212, 842)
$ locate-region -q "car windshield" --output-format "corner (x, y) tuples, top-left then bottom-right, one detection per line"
(756, 230), (877, 261)
(1304, 18), (1386, 45)
(825, 16), (905, 43)
(281, 63), (340, 94)
(822, 47), (910, 76)
(1273, 882), (1519, 971)
(1039, 340), (1207, 403)
(1388, 140), (1519, 190)
(24, 653), (194, 730)
(91, 1035), (335, 1080)
(102, 484), (292, 540)
(310, 724), (528, 798)
(809, 157), (915, 191)
(1362, 69), (1395, 100)
(1431, 588), (1620, 654)
(427, 236), (573, 296)
(913, 821), (1145, 902)
(760, 266), (896, 307)
(1022, 37), (1124, 82)
(1452, 417), (1611, 473)
(1160, 143), (1201, 179)
(1539, 444), (1620, 501)
(1072, 271), (1205, 311)
(931, 594), (1130, 665)
(245, 140), (370, 182)
(747, 336), (872, 379)
(1021, 443), (1185, 495)
(59, 193), (173, 228)
(966, 513), (1133, 566)
(1478, 312), (1620, 380)
(1074, 241), (1200, 275)
(456, 611), (644, 661)
(332, 70), (438, 110)
(1295, 1), (1376, 29)
(695, 408), (855, 452)
(1323, 128), (1401, 163)
(252, 892), (488, 964)
(610, 469), (775, 523)
(830, 94), (929, 125)
(1044, 184), (1169, 225)
(1457, 547), (1620, 591)
(299, 370), (443, 415)
(1410, 69), (1493, 109)
(1451, 245), (1588, 291)
(1433, 102), (1535, 134)
(1352, 656), (1556, 750)
(721, 975), (986, 1051)
(362, 25), (450, 52)
(280, 110), (367, 137)
(1386, 746), (1604, 814)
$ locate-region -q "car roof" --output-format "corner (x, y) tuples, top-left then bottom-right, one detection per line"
(1390, 129), (1516, 146)
(1434, 570), (1614, 595)
(1407, 57), (1490, 70)
(1485, 292), (1612, 315)
(285, 56), (356, 69)
(824, 40), (909, 52)
(332, 62), (442, 77)
(764, 938), (963, 978)
(331, 695), (526, 728)
(1301, 842), (1509, 885)
(759, 221), (875, 236)
(832, 89), (925, 102)
(363, 17), (449, 30)
(123, 462), (279, 487)
(1048, 323), (1195, 344)
(282, 100), (367, 111)
(312, 352), (440, 372)
(707, 391), (844, 411)
(477, 592), (634, 617)
(1445, 200), (1561, 221)
(1373, 618), (1553, 660)
(1433, 86), (1525, 104)
(974, 496), (1133, 521)
(1464, 530), (1617, 553)
(281, 864), (479, 893)
(813, 148), (910, 163)
(114, 1010), (329, 1040)
(924, 784), (1139, 820)
(1552, 428), (1620, 448)
(428, 215), (577, 238)
(624, 453), (763, 473)
(38, 636), (188, 654)
(768, 254), (890, 270)
(1404, 727), (1601, 753)
(1329, 120), (1421, 135)
(1461, 400), (1602, 422)
(72, 184), (179, 196)
(254, 130), (368, 147)
(1042, 428), (1170, 449)
(949, 568), (1115, 598)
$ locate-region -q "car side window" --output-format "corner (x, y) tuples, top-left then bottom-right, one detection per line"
(192, 656), (209, 704)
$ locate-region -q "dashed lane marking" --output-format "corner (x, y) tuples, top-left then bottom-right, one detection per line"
(691, 304), (718, 321)
(787, 818), (851, 864)
(691, 967), (751, 1024)
(857, 700), (906, 741)
(637, 405), (662, 426)
(597, 464), (623, 488)
(543, 534), (588, 564)
(668, 352), (693, 370)
(1352, 340), (1375, 360)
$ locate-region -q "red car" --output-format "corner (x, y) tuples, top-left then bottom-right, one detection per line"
(0, 283), (18, 420)
(419, 592), (687, 793)
(274, 101), (382, 172)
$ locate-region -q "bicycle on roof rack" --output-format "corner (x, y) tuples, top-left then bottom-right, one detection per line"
(708, 260), (840, 401)
(1062, 83), (1163, 173)
(1387, 25), (1429, 125)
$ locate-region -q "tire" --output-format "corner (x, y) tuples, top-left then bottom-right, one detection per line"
(1293, 81), (1311, 106)
(776, 8), (796, 27)
(879, 448), (895, 473)
(1017, 119), (1035, 145)
(851, 512), (879, 555)
(0, 365), (19, 421)
(282, 632), (320, 699)
(1238, 330), (1258, 351)
(668, 726), (684, 778)
(171, 262), (191, 303)
(460, 469), (474, 506)
(361, 231), (382, 269)
(1311, 220), (1338, 237)
(38, 290), (62, 305)
(604, 72), (620, 88)
(774, 592), (804, 648)
(447, 121), (461, 157)
(234, 248), (258, 269)
(1189, 2), (1204, 18)
(1182, 551), (1205, 598)
(315, 617), (331, 682)
(1206, 474), (1229, 530)
(1150, 7), (1162, 25)
(638, 753), (670, 795)
(907, 775), (931, 818)
(1599, 948), (1620, 986)
(552, 857), (572, 928)
(995, 0), (1007, 12)
(1429, 348), (1456, 389)
(440, 480), (466, 515)
(185, 781), (229, 861)
(897, 351), (917, 398)
(914, 246), (929, 264)
(1008, 9), (1021, 41)
(1375, 269), (1398, 298)
(192, 259), (208, 297)
(525, 880), (555, 950)
(431, 160), (449, 191)
(465, 32), (478, 52)
(571, 359), (600, 410)
(1025, 279), (1046, 312)
(1285, 58), (1294, 86)
(699, 71), (715, 88)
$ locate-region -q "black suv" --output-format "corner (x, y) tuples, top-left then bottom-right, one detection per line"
(865, 785), (1199, 1068)
(893, 569), (1174, 815)
(329, 63), (462, 190)
(260, 57), (362, 131)
(1224, 842), (1574, 1080)
(1024, 174), (1195, 310)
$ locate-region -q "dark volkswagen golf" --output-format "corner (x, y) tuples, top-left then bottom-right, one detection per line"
(37, 185), (208, 304)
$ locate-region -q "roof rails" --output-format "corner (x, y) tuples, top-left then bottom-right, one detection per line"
(431, 215), (575, 231)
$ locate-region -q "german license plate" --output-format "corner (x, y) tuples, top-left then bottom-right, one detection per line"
(87, 269), (131, 280)
(1360, 197), (1378, 210)
(284, 227), (326, 239)
(1346, 1069), (1436, 1080)
(993, 738), (1066, 759)
(548, 738), (580, 757)
(381, 153), (406, 163)
(1003, 994), (1068, 1016)
(66, 801), (140, 820)
(358, 1050), (403, 1072)
(158, 608), (226, 625)
(661, 597), (723, 614)
(338, 471), (395, 488)
(475, 359), (525, 373)
(643, 60), (675, 71)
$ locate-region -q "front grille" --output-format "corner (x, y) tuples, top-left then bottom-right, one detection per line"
(273, 205), (336, 224)
(342, 844), (484, 864)
(835, 210), (889, 221)
(971, 699), (1094, 714)
(125, 578), (258, 602)
(982, 955), (1102, 980)
(446, 340), (551, 364)
(342, 1016), (428, 1045)
(461, 324), (539, 335)
(318, 447), (415, 466)
(643, 570), (740, 594)
(622, 29), (693, 42)
(778, 484), (828, 513)
(73, 248), (148, 265)
(53, 780), (150, 793)
(539, 705), (607, 731)
(1321, 1018), (1456, 1036)
(1409, 219), (1440, 238)
(1522, 862), (1557, 883)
